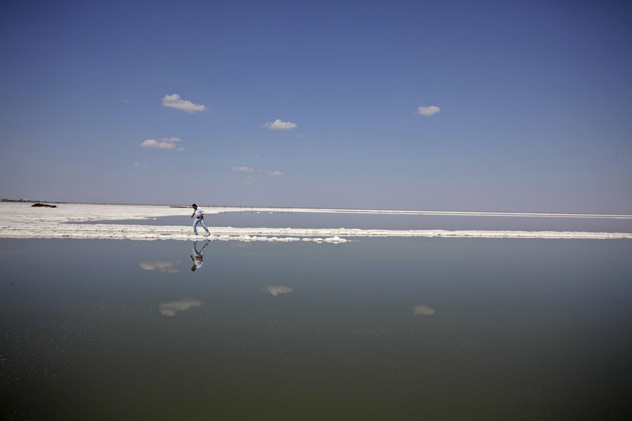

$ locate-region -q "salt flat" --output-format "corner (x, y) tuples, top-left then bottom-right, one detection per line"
(1, 202), (631, 242)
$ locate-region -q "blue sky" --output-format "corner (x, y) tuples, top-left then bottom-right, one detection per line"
(1, 0), (631, 212)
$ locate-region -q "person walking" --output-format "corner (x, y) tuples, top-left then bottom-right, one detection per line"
(191, 204), (211, 235)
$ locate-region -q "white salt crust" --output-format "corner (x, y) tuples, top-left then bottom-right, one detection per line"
(1, 202), (631, 242)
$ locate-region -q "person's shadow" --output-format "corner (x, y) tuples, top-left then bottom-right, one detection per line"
(191, 240), (210, 272)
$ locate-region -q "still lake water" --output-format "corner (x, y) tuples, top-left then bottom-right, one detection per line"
(1, 237), (632, 420)
(80, 211), (632, 233)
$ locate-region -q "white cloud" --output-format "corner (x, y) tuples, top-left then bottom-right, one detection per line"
(412, 305), (436, 316)
(140, 137), (184, 150)
(133, 163), (150, 168)
(262, 286), (294, 296)
(139, 261), (179, 273)
(232, 167), (284, 181)
(141, 139), (174, 149)
(162, 94), (206, 113)
(415, 106), (440, 116)
(262, 170), (284, 176)
(159, 298), (202, 316)
(231, 174), (261, 184)
(263, 119), (297, 130)
(232, 166), (254, 173)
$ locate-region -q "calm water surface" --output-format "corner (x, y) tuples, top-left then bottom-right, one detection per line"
(1, 238), (631, 420)
(80, 211), (632, 233)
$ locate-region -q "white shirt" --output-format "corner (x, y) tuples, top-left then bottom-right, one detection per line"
(194, 208), (204, 218)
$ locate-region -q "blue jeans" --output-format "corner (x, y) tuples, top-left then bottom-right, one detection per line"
(193, 217), (210, 234)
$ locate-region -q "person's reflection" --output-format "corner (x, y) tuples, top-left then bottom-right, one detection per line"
(191, 240), (210, 271)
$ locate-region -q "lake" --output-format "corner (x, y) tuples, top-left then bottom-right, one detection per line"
(1, 237), (631, 420)
(71, 210), (632, 233)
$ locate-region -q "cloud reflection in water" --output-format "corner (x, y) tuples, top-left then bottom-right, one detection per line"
(159, 298), (202, 316)
(139, 261), (179, 273)
(412, 305), (436, 316)
(262, 286), (294, 296)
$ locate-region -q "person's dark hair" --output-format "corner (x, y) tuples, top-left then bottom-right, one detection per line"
(192, 204), (197, 207)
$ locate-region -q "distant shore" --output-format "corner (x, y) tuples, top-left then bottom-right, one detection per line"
(2, 198), (632, 218)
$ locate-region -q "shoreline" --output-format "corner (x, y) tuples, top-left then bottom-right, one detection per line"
(3, 200), (632, 219)
(1, 202), (631, 242)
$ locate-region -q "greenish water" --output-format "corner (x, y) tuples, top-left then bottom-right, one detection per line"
(1, 238), (631, 420)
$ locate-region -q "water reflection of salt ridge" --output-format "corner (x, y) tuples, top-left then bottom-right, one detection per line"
(159, 298), (203, 316)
